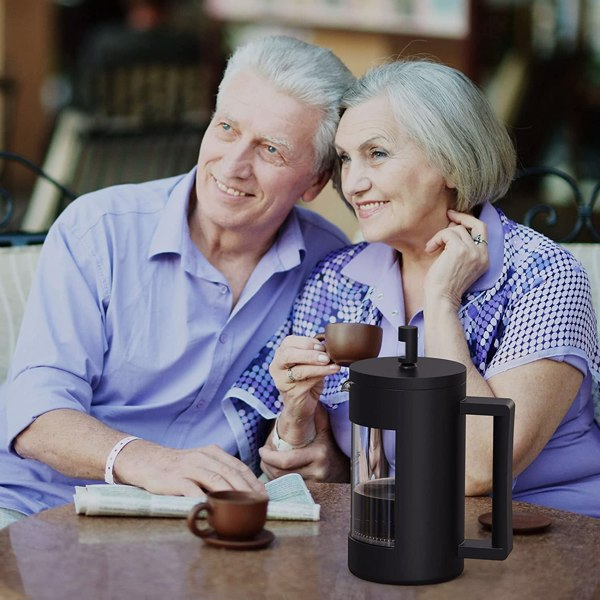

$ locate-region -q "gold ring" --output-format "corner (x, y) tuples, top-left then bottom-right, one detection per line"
(287, 367), (297, 383)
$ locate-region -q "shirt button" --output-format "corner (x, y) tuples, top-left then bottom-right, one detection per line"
(392, 310), (398, 315)
(219, 284), (228, 295)
(377, 292), (384, 299)
(219, 333), (227, 344)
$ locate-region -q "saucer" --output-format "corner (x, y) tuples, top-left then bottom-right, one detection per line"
(201, 528), (275, 550)
(478, 511), (552, 534)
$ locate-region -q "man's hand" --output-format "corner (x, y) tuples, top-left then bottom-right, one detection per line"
(15, 408), (265, 497)
(116, 441), (266, 496)
(258, 404), (349, 482)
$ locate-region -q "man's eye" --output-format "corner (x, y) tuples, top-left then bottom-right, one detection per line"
(221, 123), (232, 131)
(266, 145), (279, 154)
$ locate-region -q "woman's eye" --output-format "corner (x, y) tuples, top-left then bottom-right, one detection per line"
(338, 153), (350, 164)
(219, 122), (232, 132)
(371, 149), (387, 160)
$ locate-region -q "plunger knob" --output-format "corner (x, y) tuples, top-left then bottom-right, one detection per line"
(398, 326), (418, 368)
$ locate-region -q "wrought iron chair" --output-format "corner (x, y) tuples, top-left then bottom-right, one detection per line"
(0, 150), (77, 246)
(498, 166), (600, 335)
(499, 166), (600, 243)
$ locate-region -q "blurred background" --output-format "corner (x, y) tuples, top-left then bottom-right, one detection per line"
(0, 0), (598, 240)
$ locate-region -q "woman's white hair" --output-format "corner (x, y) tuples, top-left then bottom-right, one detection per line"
(219, 35), (354, 176)
(339, 59), (516, 211)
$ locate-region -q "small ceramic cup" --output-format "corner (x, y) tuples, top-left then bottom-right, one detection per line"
(187, 490), (268, 541)
(316, 323), (383, 367)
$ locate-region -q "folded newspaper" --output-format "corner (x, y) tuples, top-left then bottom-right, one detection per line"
(74, 472), (320, 521)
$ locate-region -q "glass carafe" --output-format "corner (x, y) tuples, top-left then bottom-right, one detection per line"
(351, 425), (394, 547)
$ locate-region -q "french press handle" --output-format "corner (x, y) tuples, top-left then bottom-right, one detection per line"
(458, 396), (515, 560)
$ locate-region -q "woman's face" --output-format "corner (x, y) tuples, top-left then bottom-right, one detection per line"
(335, 94), (456, 252)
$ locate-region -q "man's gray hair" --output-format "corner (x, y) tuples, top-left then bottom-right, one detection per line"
(219, 35), (354, 175)
(339, 59), (516, 211)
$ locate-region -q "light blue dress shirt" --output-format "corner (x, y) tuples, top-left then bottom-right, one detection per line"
(0, 168), (348, 515)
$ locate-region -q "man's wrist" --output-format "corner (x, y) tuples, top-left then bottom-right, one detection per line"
(104, 435), (140, 484)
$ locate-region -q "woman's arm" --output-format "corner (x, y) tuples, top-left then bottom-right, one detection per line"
(259, 404), (350, 482)
(423, 209), (584, 495)
(424, 299), (582, 495)
(267, 335), (339, 447)
(257, 334), (350, 481)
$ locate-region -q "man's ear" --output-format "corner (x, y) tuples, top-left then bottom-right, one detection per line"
(300, 169), (331, 203)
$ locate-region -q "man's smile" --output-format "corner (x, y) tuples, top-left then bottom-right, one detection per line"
(213, 175), (250, 197)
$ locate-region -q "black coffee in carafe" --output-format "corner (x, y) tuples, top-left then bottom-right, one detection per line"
(352, 478), (395, 546)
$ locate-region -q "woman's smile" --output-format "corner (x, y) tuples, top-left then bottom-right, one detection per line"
(353, 200), (390, 219)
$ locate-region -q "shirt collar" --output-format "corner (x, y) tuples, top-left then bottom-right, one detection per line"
(342, 242), (396, 287)
(148, 167), (197, 258)
(148, 167), (306, 273)
(342, 201), (504, 293)
(268, 207), (307, 272)
(467, 201), (505, 292)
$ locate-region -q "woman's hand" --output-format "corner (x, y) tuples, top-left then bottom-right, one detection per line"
(269, 335), (340, 447)
(259, 404), (350, 482)
(424, 209), (490, 309)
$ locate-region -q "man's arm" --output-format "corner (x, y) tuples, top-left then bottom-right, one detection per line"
(15, 408), (265, 494)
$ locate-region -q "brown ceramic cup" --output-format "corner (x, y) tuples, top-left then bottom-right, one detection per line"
(316, 323), (383, 367)
(186, 491), (268, 541)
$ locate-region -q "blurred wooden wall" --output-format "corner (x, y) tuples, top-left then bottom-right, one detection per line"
(1, 0), (57, 191)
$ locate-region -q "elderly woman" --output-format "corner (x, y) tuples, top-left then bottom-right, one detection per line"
(228, 59), (600, 517)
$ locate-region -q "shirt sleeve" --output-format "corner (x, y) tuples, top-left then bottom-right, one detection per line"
(2, 219), (109, 452)
(484, 251), (600, 380)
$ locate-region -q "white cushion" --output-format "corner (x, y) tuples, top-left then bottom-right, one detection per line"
(0, 245), (41, 382)
(562, 243), (600, 336)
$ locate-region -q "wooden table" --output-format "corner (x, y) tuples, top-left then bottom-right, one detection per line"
(1, 483), (599, 599)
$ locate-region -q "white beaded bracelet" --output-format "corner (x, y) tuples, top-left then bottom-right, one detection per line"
(271, 415), (316, 452)
(104, 436), (140, 484)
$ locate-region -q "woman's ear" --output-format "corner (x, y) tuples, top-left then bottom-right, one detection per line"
(445, 177), (457, 190)
(443, 166), (457, 190)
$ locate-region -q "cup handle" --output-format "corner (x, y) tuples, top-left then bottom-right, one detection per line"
(186, 502), (214, 538)
(458, 396), (515, 560)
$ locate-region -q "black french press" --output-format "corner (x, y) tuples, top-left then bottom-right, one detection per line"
(348, 326), (515, 585)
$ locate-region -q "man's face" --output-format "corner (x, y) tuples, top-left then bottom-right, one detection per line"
(194, 70), (325, 241)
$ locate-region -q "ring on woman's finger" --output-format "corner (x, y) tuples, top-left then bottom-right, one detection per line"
(287, 367), (298, 383)
(472, 233), (488, 246)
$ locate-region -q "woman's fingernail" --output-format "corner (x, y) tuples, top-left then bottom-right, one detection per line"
(314, 343), (325, 351)
(318, 354), (329, 363)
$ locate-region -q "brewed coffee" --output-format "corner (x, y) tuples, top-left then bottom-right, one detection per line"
(352, 477), (395, 547)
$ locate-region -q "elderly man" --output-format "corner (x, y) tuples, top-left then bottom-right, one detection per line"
(0, 35), (353, 527)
